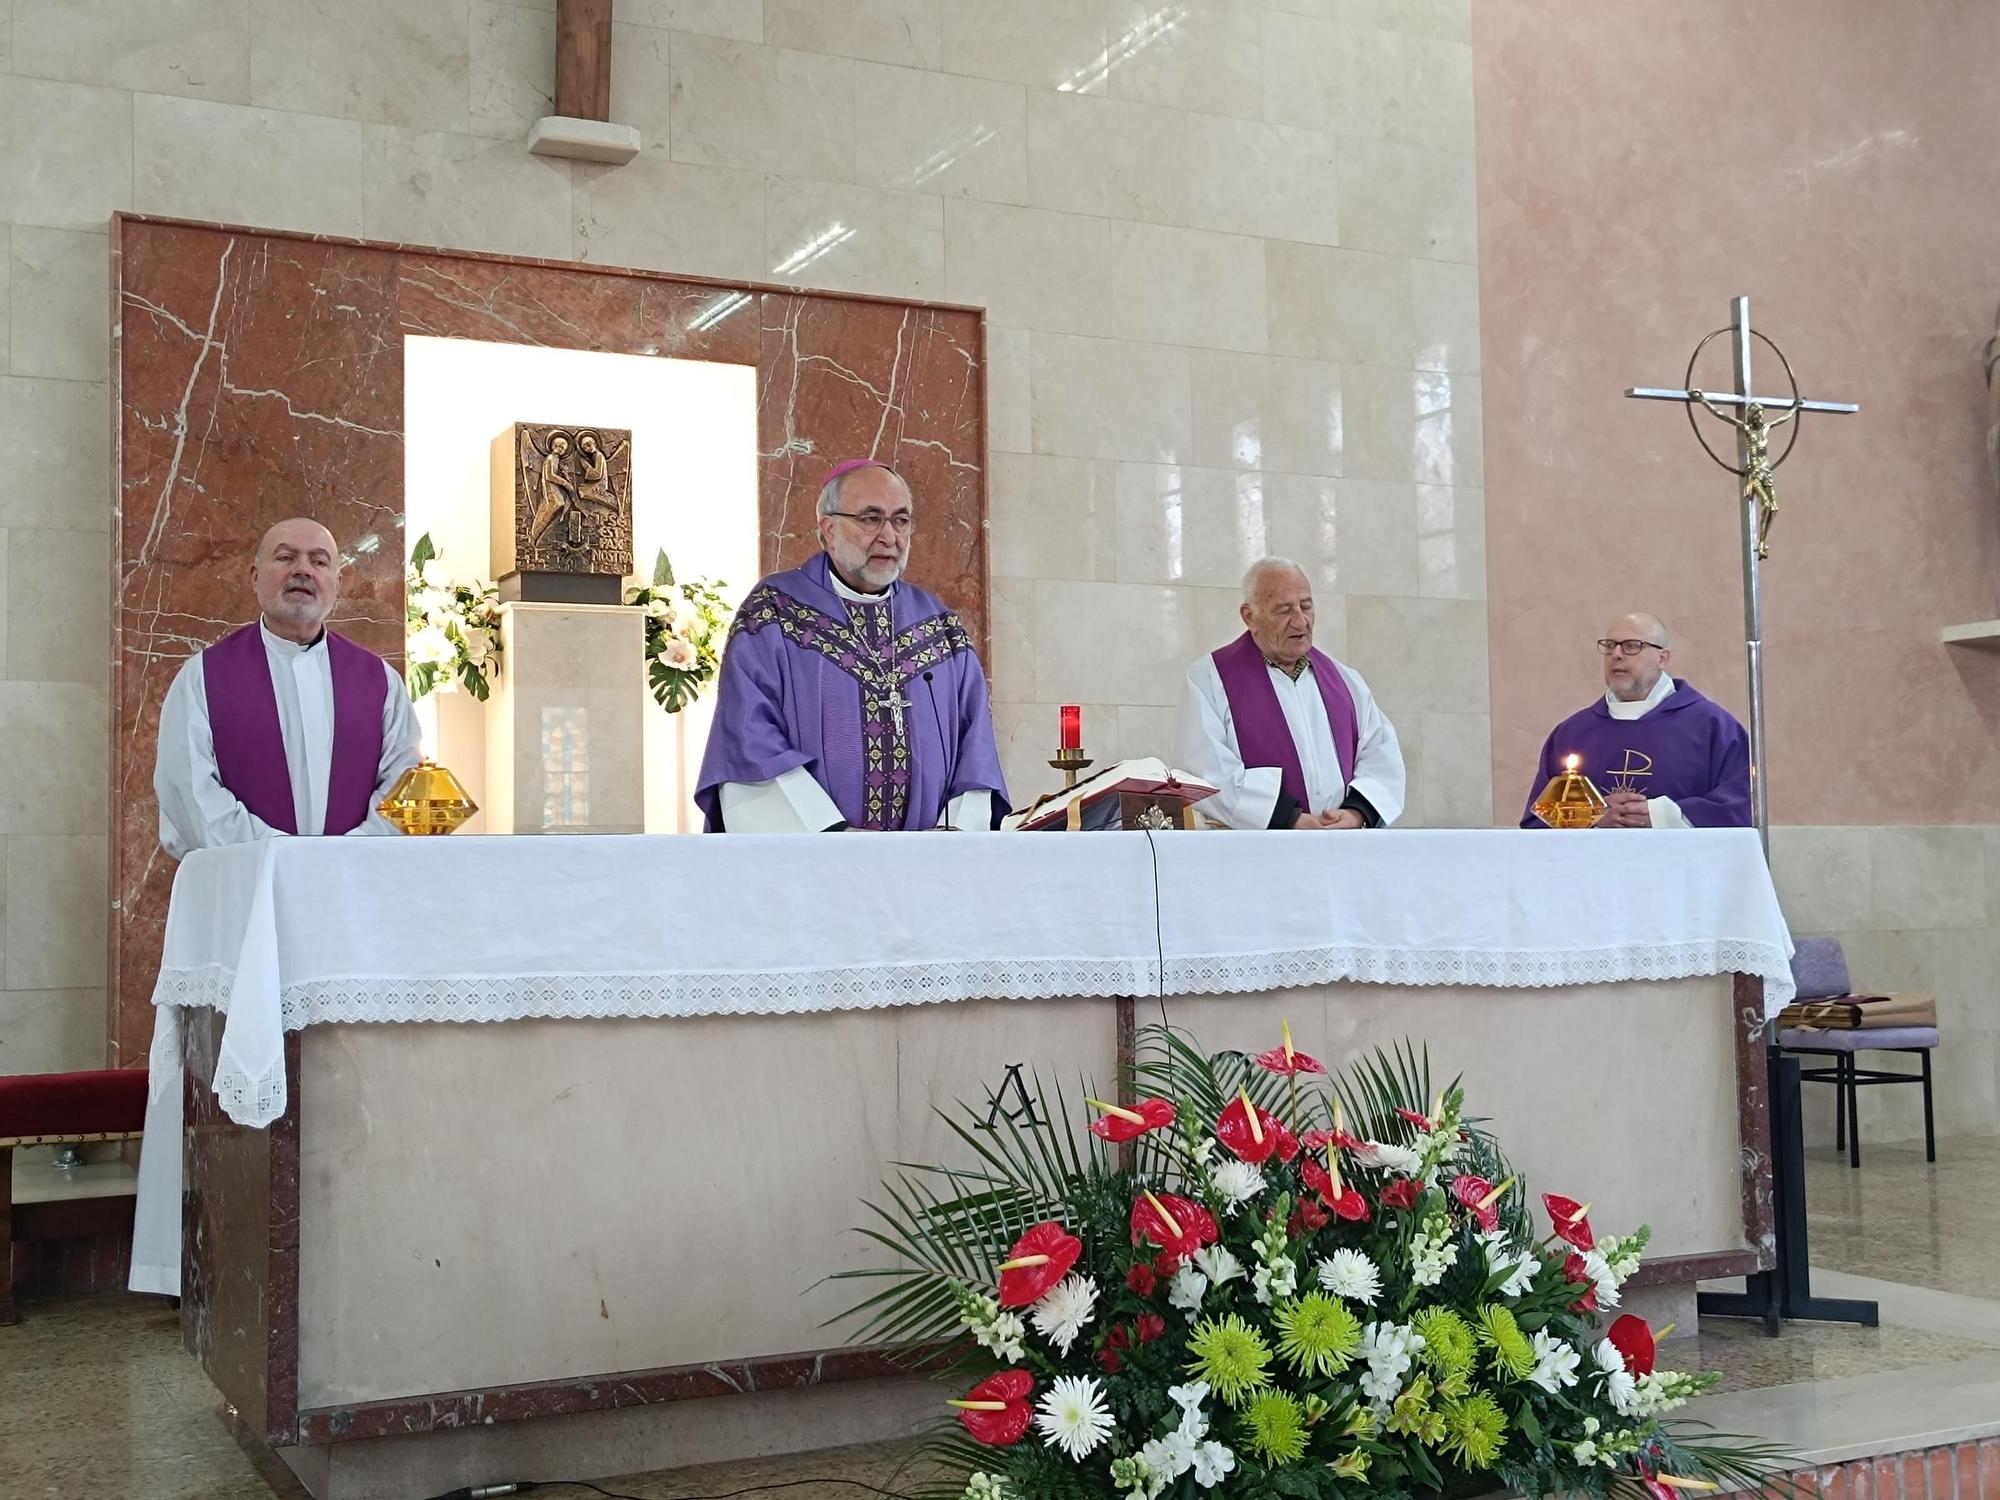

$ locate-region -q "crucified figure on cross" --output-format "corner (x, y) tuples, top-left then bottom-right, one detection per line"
(1685, 391), (1795, 559)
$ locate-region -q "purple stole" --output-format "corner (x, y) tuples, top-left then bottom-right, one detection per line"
(201, 623), (388, 835)
(1210, 632), (1358, 810)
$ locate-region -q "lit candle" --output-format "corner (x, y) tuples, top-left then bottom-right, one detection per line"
(1563, 753), (1580, 773)
(1059, 704), (1082, 750)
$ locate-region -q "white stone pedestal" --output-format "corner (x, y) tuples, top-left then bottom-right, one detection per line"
(484, 602), (645, 834)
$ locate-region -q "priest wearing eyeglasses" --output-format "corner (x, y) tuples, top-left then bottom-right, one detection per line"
(695, 460), (1009, 831)
(1519, 612), (1750, 829)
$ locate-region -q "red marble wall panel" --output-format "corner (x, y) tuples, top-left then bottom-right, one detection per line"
(111, 215), (988, 1070)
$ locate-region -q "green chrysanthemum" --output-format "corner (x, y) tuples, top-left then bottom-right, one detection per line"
(1439, 1391), (1509, 1470)
(1274, 1293), (1363, 1377)
(1411, 1307), (1476, 1381)
(1241, 1391), (1310, 1465)
(1186, 1313), (1273, 1407)
(1474, 1304), (1535, 1381)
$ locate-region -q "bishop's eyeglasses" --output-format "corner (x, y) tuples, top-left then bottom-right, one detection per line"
(827, 509), (914, 536)
(1596, 638), (1665, 656)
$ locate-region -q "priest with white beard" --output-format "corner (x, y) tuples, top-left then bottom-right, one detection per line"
(154, 517), (422, 857)
(1176, 558), (1405, 830)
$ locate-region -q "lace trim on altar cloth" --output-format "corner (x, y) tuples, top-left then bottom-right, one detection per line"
(150, 940), (1791, 1032)
(216, 1049), (288, 1126)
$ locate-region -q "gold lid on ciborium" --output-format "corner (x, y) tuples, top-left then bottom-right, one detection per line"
(377, 760), (479, 835)
(1532, 754), (1606, 829)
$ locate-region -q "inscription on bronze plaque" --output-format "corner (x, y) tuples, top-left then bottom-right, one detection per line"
(490, 422), (634, 603)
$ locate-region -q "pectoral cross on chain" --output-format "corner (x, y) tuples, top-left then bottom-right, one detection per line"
(871, 685), (912, 737)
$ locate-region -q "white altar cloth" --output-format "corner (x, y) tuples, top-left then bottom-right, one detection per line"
(130, 828), (1792, 1295)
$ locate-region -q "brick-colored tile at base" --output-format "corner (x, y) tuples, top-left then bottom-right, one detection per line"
(1956, 1444), (1981, 1500)
(1876, 1457), (1905, 1499)
(1928, 1448), (1957, 1500)
(1979, 1436), (2000, 1499)
(1904, 1453), (1931, 1500)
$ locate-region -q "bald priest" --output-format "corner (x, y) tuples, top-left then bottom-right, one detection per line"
(155, 518), (422, 857)
(1177, 558), (1405, 830)
(1519, 612), (1750, 829)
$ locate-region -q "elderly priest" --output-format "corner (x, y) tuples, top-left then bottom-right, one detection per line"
(1519, 612), (1750, 829)
(1176, 558), (1405, 830)
(696, 460), (1008, 831)
(154, 517), (422, 857)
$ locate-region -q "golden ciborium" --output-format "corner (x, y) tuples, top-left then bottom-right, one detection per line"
(377, 760), (479, 835)
(1531, 754), (1606, 829)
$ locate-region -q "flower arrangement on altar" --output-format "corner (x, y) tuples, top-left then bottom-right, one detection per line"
(624, 549), (731, 714)
(404, 533), (502, 702)
(835, 1026), (1793, 1500)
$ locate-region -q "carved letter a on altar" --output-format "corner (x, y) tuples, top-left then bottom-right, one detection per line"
(977, 1064), (1046, 1131)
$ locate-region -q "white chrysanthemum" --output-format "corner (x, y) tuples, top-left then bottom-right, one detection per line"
(1316, 1248), (1382, 1304)
(1029, 1275), (1099, 1355)
(1168, 1264), (1208, 1318)
(1191, 1440), (1236, 1488)
(1192, 1244), (1244, 1286)
(1035, 1375), (1116, 1461)
(1581, 1248), (1622, 1308)
(1527, 1328), (1580, 1393)
(1593, 1338), (1637, 1412)
(1210, 1159), (1265, 1209)
(1593, 1338), (1625, 1374)
(1355, 1141), (1424, 1175)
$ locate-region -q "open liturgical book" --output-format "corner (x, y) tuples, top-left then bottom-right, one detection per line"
(1006, 757), (1218, 832)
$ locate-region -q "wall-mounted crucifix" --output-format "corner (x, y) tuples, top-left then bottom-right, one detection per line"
(527, 0), (642, 165)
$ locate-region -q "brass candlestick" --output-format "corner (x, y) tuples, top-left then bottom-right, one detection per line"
(1531, 755), (1606, 829)
(1048, 746), (1093, 790)
(378, 759), (480, 835)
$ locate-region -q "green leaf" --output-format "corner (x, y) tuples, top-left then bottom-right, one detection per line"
(410, 532), (436, 569)
(652, 548), (675, 587)
(1516, 1401), (1543, 1446)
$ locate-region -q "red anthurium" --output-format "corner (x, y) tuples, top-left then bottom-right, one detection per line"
(1086, 1096), (1177, 1142)
(1126, 1263), (1156, 1296)
(1640, 1480), (1674, 1500)
(1130, 1190), (1218, 1268)
(1136, 1312), (1167, 1344)
(1274, 1119), (1300, 1164)
(1450, 1174), (1500, 1233)
(948, 1370), (1034, 1446)
(1254, 1035), (1327, 1076)
(1606, 1315), (1657, 1377)
(1216, 1091), (1285, 1164)
(997, 1221), (1082, 1308)
(1543, 1194), (1596, 1251)
(1300, 1158), (1333, 1198)
(1379, 1177), (1420, 1210)
(1327, 1187), (1372, 1222)
(1302, 1126), (1365, 1153)
(1395, 1106), (1434, 1132)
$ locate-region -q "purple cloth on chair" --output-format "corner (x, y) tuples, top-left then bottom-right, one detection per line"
(1777, 1026), (1940, 1052)
(1789, 937), (1851, 1001)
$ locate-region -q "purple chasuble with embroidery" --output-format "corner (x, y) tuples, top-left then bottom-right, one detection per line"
(201, 623), (389, 835)
(695, 554), (1009, 831)
(1518, 678), (1751, 829)
(1210, 631), (1359, 810)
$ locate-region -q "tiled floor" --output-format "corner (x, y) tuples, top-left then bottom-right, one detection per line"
(3, 1135), (1996, 1499)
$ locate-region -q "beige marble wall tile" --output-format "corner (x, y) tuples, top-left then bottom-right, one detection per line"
(767, 0), (941, 68)
(573, 156), (765, 281)
(1024, 91), (1190, 224)
(1415, 483), (1483, 600)
(1337, 135), (1476, 262)
(0, 378), (110, 532)
(5, 834), (107, 989)
(1770, 826), (1876, 935)
(1030, 579), (1198, 706)
(468, 1), (554, 140)
(1411, 258), (1480, 374)
(610, 22), (675, 155)
(0, 684), (109, 833)
(1344, 593), (1488, 718)
(1266, 243), (1413, 366)
(0, 988), (106, 1075)
(1331, 0), (1469, 41)
(12, 0), (250, 103)
(6, 529), (109, 685)
(987, 575), (1035, 702)
(1326, 364), (1411, 483)
(1183, 114), (1341, 247)
(1330, 479), (1420, 598)
(1105, 1), (1261, 120)
(0, 230), (11, 377)
(667, 34), (854, 180)
(134, 95), (371, 238)
(1331, 23), (1473, 151)
(763, 177), (943, 298)
(987, 325), (1031, 456)
(1869, 826), (1988, 931)
(855, 62), (1028, 201)
(364, 128), (573, 261)
(249, 0), (470, 132)
(1029, 333), (1191, 464)
(943, 200), (1113, 336)
(1190, 349), (1342, 477)
(988, 452), (1118, 582)
(1261, 472), (1339, 596)
(0, 78), (134, 233)
(1413, 710), (1492, 828)
(1109, 221), (1266, 355)
(622, 0), (763, 41)
(1417, 369), (1480, 486)
(1259, 10), (1345, 137)
(1119, 703), (1179, 763)
(9, 228), (109, 384)
(1113, 463), (1267, 589)
(941, 0), (1107, 92)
